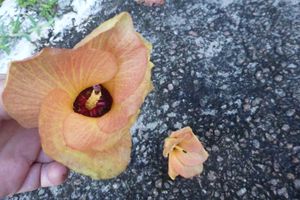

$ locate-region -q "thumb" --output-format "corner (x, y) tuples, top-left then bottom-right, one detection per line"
(0, 75), (10, 120)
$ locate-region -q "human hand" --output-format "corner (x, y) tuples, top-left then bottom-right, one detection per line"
(0, 77), (69, 198)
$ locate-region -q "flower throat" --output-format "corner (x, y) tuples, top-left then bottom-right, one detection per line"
(73, 84), (112, 117)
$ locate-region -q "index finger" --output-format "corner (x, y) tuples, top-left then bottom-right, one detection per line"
(0, 75), (10, 120)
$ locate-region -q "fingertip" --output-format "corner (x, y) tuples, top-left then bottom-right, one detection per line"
(41, 162), (69, 188)
(48, 162), (69, 185)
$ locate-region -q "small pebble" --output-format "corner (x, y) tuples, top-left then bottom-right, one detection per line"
(74, 179), (82, 186)
(237, 188), (247, 196)
(189, 31), (198, 36)
(281, 124), (290, 131)
(287, 63), (297, 69)
(38, 189), (45, 195)
(255, 71), (263, 80)
(167, 83), (174, 90)
(294, 179), (300, 190)
(277, 187), (288, 198)
(286, 109), (295, 117)
(208, 171), (217, 181)
(275, 88), (286, 97)
(274, 74), (283, 82)
(253, 139), (260, 148)
(112, 183), (119, 189)
(155, 179), (162, 188)
(217, 156), (223, 162)
(287, 173), (295, 180)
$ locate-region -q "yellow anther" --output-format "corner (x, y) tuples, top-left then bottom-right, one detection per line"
(85, 89), (102, 110)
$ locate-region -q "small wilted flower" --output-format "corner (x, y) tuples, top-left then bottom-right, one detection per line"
(163, 127), (209, 180)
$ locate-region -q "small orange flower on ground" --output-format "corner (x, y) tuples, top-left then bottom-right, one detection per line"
(163, 127), (209, 180)
(2, 12), (153, 179)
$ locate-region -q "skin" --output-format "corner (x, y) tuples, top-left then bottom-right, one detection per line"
(0, 77), (69, 198)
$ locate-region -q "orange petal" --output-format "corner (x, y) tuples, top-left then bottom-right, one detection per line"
(3, 47), (117, 128)
(39, 88), (73, 154)
(179, 134), (209, 162)
(169, 126), (194, 140)
(173, 150), (204, 166)
(169, 151), (204, 179)
(97, 60), (153, 133)
(168, 155), (179, 180)
(75, 12), (143, 56)
(179, 139), (209, 163)
(63, 113), (101, 151)
(103, 47), (148, 103)
(39, 88), (131, 179)
(75, 12), (151, 103)
(2, 48), (64, 128)
(69, 47), (118, 93)
(63, 113), (126, 152)
(170, 127), (209, 161)
(163, 138), (181, 157)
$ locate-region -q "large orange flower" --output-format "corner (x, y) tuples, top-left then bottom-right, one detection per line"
(2, 12), (153, 179)
(163, 127), (209, 180)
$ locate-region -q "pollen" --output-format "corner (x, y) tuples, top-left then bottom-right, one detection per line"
(85, 87), (102, 110)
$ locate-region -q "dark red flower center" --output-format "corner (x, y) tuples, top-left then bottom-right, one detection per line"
(73, 84), (113, 117)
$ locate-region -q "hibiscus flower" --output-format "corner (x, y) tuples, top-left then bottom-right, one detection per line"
(2, 12), (153, 179)
(163, 127), (209, 180)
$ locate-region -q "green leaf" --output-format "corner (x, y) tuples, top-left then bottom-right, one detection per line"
(11, 17), (22, 34)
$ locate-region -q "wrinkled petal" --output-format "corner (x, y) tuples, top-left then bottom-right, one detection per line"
(67, 47), (118, 93)
(2, 49), (63, 128)
(163, 138), (181, 157)
(178, 131), (209, 161)
(3, 48), (117, 128)
(103, 47), (148, 103)
(75, 12), (151, 103)
(39, 89), (73, 154)
(170, 127), (209, 160)
(173, 150), (204, 166)
(75, 12), (142, 56)
(63, 114), (102, 151)
(63, 113), (128, 152)
(179, 138), (209, 162)
(163, 127), (193, 157)
(97, 61), (153, 133)
(169, 126), (194, 140)
(39, 89), (131, 179)
(168, 156), (178, 180)
(169, 152), (204, 179)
